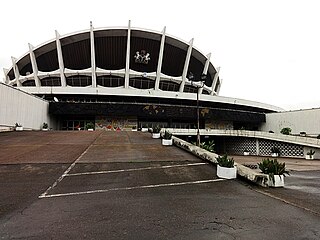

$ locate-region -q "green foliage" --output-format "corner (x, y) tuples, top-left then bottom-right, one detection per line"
(163, 130), (172, 140)
(216, 154), (234, 168)
(307, 150), (315, 156)
(86, 122), (95, 130)
(15, 123), (22, 127)
(271, 146), (280, 154)
(280, 127), (292, 135)
(317, 134), (320, 139)
(258, 158), (290, 183)
(152, 126), (161, 133)
(42, 122), (48, 129)
(200, 140), (215, 153)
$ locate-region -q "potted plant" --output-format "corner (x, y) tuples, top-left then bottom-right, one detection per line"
(243, 149), (250, 156)
(300, 131), (307, 137)
(216, 154), (236, 179)
(258, 158), (290, 187)
(141, 126), (148, 132)
(271, 146), (280, 157)
(42, 122), (48, 131)
(15, 123), (23, 131)
(280, 127), (291, 135)
(162, 130), (173, 146)
(131, 126), (137, 132)
(86, 122), (95, 131)
(306, 149), (315, 160)
(152, 126), (161, 139)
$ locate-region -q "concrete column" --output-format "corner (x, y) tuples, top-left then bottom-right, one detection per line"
(11, 57), (21, 87)
(28, 43), (41, 87)
(216, 79), (222, 95)
(90, 21), (97, 88)
(155, 26), (166, 91)
(199, 53), (211, 94)
(55, 30), (66, 87)
(210, 67), (220, 95)
(124, 20), (131, 88)
(3, 68), (10, 84)
(256, 138), (260, 156)
(179, 38), (193, 92)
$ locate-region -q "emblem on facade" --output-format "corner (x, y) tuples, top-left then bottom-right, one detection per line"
(134, 50), (150, 64)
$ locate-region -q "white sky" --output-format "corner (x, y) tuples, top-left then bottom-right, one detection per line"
(1, 0), (320, 110)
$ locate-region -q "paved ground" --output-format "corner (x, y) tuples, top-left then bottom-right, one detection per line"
(0, 131), (320, 239)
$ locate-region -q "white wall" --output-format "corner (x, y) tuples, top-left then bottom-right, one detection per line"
(0, 83), (53, 130)
(260, 108), (320, 136)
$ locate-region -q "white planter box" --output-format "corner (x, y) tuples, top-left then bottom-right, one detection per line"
(271, 153), (279, 157)
(162, 139), (173, 146)
(217, 165), (237, 179)
(16, 126), (23, 131)
(306, 155), (314, 160)
(131, 129), (137, 132)
(244, 152), (250, 156)
(141, 128), (148, 132)
(152, 133), (161, 139)
(88, 129), (94, 131)
(268, 175), (285, 187)
(42, 128), (48, 131)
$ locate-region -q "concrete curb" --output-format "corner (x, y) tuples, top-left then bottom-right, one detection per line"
(172, 136), (269, 187)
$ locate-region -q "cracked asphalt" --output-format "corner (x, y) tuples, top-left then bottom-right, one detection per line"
(0, 131), (320, 239)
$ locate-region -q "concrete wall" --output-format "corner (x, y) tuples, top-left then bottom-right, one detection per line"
(0, 83), (53, 131)
(260, 109), (320, 136)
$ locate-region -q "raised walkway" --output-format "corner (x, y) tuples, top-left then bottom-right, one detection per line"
(166, 129), (320, 148)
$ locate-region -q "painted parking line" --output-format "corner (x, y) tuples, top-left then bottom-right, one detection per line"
(38, 132), (102, 198)
(39, 178), (226, 199)
(67, 162), (208, 177)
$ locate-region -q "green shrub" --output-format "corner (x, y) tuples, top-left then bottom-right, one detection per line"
(152, 126), (161, 133)
(163, 130), (172, 140)
(307, 150), (315, 156)
(258, 158), (289, 183)
(280, 127), (291, 135)
(216, 154), (234, 168)
(86, 122), (95, 129)
(42, 122), (48, 129)
(271, 146), (280, 154)
(200, 140), (215, 153)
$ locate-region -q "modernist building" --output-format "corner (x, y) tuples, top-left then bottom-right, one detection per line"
(3, 22), (282, 130)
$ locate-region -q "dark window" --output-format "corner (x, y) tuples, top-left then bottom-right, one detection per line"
(159, 80), (180, 92)
(129, 77), (155, 89)
(97, 76), (124, 87)
(22, 80), (36, 86)
(67, 75), (92, 87)
(184, 85), (197, 93)
(41, 77), (61, 86)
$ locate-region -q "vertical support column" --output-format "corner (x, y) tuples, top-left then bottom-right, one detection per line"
(199, 53), (211, 94)
(11, 57), (21, 87)
(216, 79), (222, 95)
(55, 30), (66, 87)
(256, 138), (260, 156)
(210, 66), (220, 95)
(155, 26), (166, 91)
(90, 21), (97, 88)
(3, 68), (10, 84)
(179, 38), (193, 92)
(124, 20), (131, 88)
(28, 43), (41, 87)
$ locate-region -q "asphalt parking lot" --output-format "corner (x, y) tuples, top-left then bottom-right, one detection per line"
(0, 131), (320, 239)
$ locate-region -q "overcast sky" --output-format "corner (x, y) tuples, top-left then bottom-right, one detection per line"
(1, 0), (319, 110)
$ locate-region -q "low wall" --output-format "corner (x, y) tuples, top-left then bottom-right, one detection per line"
(0, 83), (53, 131)
(172, 136), (269, 187)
